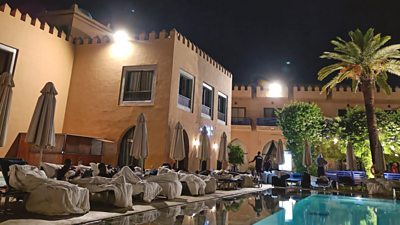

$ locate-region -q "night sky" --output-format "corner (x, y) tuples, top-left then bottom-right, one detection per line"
(5, 0), (400, 86)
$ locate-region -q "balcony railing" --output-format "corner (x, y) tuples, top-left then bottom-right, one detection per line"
(256, 117), (278, 126)
(218, 112), (226, 122)
(201, 105), (212, 116)
(231, 117), (252, 125)
(178, 95), (191, 109)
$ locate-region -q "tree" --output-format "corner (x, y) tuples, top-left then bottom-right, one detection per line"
(339, 107), (400, 176)
(318, 28), (400, 166)
(276, 102), (324, 172)
(228, 144), (244, 172)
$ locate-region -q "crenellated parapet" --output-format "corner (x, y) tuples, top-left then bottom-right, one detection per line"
(0, 3), (69, 41)
(72, 28), (232, 79)
(174, 30), (232, 78)
(332, 85), (400, 101)
(293, 85), (327, 100)
(232, 85), (252, 98)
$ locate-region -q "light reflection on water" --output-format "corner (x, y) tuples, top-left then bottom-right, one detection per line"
(88, 189), (399, 225)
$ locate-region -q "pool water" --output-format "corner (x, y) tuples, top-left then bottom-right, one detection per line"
(255, 194), (400, 225)
(88, 189), (399, 225)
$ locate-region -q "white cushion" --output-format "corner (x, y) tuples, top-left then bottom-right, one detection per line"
(41, 162), (63, 178)
(90, 163), (99, 176)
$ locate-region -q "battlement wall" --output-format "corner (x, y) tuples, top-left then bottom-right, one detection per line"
(232, 85), (252, 98)
(73, 29), (232, 79)
(0, 3), (69, 41)
(293, 85), (326, 100)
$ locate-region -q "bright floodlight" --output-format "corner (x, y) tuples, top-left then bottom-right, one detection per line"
(113, 30), (129, 43)
(268, 82), (283, 97)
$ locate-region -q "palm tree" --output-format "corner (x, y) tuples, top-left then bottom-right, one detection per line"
(318, 28), (400, 166)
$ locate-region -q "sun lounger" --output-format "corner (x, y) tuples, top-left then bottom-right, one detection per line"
(8, 164), (90, 215)
(286, 173), (302, 186)
(114, 166), (162, 202)
(0, 158), (28, 212)
(384, 173), (400, 181)
(71, 175), (133, 208)
(145, 172), (182, 200)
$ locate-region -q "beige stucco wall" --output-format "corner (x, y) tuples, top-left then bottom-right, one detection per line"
(231, 84), (400, 168)
(62, 33), (175, 168)
(0, 5), (74, 156)
(168, 32), (232, 171)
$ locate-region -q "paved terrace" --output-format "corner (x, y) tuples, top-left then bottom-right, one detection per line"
(0, 185), (272, 225)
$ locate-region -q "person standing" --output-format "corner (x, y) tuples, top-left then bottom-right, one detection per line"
(250, 151), (264, 178)
(264, 155), (272, 172)
(316, 154), (327, 177)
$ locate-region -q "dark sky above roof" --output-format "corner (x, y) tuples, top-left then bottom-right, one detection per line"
(5, 0), (400, 86)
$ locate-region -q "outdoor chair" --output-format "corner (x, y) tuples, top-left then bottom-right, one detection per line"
(325, 170), (337, 182)
(336, 170), (366, 190)
(0, 158), (27, 212)
(285, 173), (302, 187)
(384, 173), (400, 181)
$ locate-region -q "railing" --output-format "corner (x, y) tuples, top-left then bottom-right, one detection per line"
(201, 105), (211, 116)
(178, 95), (191, 108)
(123, 91), (152, 101)
(231, 117), (252, 125)
(256, 117), (278, 126)
(218, 112), (226, 122)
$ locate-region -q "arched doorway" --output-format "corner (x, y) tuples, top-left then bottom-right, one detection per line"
(262, 140), (278, 170)
(177, 129), (189, 171)
(118, 126), (140, 167)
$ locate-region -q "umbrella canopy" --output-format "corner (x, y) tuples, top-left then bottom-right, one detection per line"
(374, 141), (386, 173)
(0, 72), (14, 147)
(169, 121), (185, 161)
(198, 126), (210, 161)
(302, 141), (312, 168)
(218, 132), (228, 163)
(130, 113), (148, 161)
(346, 142), (356, 171)
(26, 82), (57, 165)
(276, 139), (285, 165)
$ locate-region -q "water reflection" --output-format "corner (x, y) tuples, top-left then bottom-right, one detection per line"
(93, 190), (399, 225)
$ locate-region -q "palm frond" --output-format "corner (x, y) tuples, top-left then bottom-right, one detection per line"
(317, 63), (344, 81)
(364, 35), (391, 58)
(351, 79), (360, 92)
(385, 60), (400, 76)
(320, 52), (357, 64)
(320, 70), (352, 93)
(372, 44), (400, 61)
(376, 71), (392, 95)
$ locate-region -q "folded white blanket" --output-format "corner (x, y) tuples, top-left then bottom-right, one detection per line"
(72, 175), (133, 208)
(9, 165), (90, 215)
(114, 166), (162, 202)
(178, 173), (206, 196)
(146, 172), (182, 199)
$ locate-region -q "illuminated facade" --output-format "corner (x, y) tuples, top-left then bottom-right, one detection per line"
(0, 3), (232, 171)
(231, 83), (400, 169)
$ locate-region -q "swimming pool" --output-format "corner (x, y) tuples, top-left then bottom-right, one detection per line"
(255, 194), (399, 225)
(87, 189), (399, 225)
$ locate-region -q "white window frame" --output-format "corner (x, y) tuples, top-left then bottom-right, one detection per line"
(177, 70), (195, 112)
(0, 43), (18, 75)
(201, 82), (214, 119)
(119, 65), (157, 106)
(217, 92), (228, 124)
